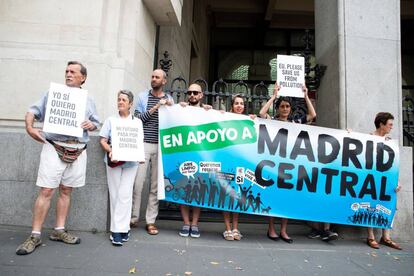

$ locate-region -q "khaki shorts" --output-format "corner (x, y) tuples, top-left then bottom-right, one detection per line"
(36, 142), (87, 188)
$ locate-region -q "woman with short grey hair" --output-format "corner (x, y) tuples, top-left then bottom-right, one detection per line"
(99, 90), (144, 246)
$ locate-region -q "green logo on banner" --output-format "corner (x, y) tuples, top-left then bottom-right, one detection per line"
(160, 120), (257, 154)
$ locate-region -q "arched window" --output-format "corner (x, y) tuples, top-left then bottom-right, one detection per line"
(268, 57), (277, 94)
(229, 64), (250, 95)
(230, 64), (249, 80)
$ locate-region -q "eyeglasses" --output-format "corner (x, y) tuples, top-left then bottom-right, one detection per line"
(187, 90), (201, 96)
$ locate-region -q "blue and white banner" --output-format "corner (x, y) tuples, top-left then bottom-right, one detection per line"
(158, 105), (400, 229)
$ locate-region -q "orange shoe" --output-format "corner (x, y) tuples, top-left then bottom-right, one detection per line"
(380, 237), (402, 250)
(367, 238), (380, 249)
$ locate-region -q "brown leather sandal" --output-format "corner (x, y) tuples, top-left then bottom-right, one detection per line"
(380, 237), (402, 250)
(367, 238), (380, 249)
(146, 224), (159, 235)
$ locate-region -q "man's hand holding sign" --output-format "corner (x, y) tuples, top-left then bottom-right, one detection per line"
(80, 119), (97, 131)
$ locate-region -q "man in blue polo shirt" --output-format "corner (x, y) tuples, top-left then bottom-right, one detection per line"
(16, 61), (99, 255)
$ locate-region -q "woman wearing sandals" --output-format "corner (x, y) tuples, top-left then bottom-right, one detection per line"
(99, 90), (144, 246)
(259, 83), (316, 243)
(366, 112), (402, 250)
(222, 94), (255, 241)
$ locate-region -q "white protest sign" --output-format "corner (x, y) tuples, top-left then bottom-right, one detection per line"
(111, 118), (145, 162)
(276, 55), (305, 98)
(43, 82), (87, 137)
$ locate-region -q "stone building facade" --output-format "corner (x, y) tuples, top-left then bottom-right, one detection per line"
(0, 0), (412, 240)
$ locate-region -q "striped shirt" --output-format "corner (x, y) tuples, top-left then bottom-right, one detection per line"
(134, 92), (168, 143)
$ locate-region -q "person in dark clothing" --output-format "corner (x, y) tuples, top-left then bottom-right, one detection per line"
(259, 82), (316, 244)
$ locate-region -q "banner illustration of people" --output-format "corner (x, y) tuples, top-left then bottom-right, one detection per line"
(158, 105), (399, 229)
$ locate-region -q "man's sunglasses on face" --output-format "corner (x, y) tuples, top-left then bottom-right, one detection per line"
(187, 90), (200, 96)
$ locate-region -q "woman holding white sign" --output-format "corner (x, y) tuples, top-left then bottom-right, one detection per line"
(259, 83), (316, 243)
(99, 90), (144, 246)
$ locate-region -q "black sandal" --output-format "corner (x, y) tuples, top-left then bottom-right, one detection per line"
(267, 231), (279, 241)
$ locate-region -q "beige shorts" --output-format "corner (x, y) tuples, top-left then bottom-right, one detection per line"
(36, 142), (87, 189)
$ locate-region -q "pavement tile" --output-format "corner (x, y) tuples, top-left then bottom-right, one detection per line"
(1, 223), (413, 276)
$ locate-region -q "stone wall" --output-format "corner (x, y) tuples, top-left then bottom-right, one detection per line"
(158, 0), (193, 87)
(0, 0), (158, 124)
(189, 0), (211, 83)
(156, 0), (211, 86)
(0, 129), (108, 231)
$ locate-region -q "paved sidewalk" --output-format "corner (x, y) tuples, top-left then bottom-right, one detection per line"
(1, 221), (413, 276)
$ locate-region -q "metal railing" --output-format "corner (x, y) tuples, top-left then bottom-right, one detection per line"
(166, 77), (310, 120)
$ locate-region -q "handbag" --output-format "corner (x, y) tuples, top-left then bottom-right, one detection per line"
(47, 139), (86, 164)
(107, 152), (125, 168)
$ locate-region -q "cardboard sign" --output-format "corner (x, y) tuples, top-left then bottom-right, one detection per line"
(276, 55), (305, 98)
(43, 82), (87, 137)
(111, 118), (145, 162)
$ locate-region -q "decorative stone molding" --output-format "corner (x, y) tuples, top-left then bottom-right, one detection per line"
(143, 0), (183, 26)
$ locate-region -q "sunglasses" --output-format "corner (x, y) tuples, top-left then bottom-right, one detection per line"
(187, 90), (201, 96)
